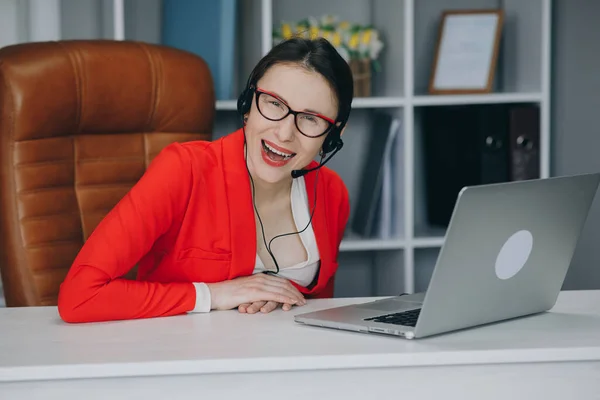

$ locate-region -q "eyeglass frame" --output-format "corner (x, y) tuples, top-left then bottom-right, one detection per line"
(253, 87), (337, 138)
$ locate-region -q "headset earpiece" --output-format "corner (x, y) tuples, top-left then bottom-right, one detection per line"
(237, 84), (255, 117)
(321, 124), (344, 155)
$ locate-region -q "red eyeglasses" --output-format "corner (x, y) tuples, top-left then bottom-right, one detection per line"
(254, 87), (336, 138)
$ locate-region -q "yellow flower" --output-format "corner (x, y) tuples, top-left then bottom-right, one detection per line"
(309, 26), (319, 39)
(362, 29), (372, 44)
(349, 32), (359, 49)
(282, 23), (292, 39)
(332, 32), (341, 46)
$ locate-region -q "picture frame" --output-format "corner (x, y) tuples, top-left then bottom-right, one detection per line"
(428, 9), (504, 95)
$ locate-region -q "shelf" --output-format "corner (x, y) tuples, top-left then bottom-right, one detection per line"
(413, 92), (544, 106)
(340, 238), (406, 252)
(216, 97), (406, 111)
(216, 100), (238, 111)
(414, 247), (440, 293)
(116, 0), (551, 300)
(217, 93), (542, 111)
(0, 0), (552, 305)
(341, 237), (448, 251)
(414, 225), (447, 242)
(412, 236), (445, 248)
(352, 97), (406, 108)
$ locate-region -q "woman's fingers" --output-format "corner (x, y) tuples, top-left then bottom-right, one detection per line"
(238, 303), (251, 313)
(227, 274), (309, 312)
(260, 301), (280, 313)
(210, 275), (304, 311)
(240, 301), (290, 314)
(246, 301), (266, 314)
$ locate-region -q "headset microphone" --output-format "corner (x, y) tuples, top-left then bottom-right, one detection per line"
(291, 143), (344, 178)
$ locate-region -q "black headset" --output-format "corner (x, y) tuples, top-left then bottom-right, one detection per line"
(236, 73), (347, 275)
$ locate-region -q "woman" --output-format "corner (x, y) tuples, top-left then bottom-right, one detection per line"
(57, 37), (353, 323)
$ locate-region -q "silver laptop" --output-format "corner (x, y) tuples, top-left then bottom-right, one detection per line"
(295, 173), (600, 339)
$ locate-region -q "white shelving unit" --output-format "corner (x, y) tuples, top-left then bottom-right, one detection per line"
(110, 0), (553, 297)
(201, 0), (552, 297)
(0, 0), (551, 301)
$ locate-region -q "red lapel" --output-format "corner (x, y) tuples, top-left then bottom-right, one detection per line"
(221, 128), (256, 279)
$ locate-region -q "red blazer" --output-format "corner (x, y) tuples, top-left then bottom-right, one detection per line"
(58, 128), (350, 323)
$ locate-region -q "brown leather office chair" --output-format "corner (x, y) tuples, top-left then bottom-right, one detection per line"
(0, 40), (215, 307)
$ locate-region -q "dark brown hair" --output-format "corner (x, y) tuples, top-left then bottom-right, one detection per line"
(243, 37), (354, 127)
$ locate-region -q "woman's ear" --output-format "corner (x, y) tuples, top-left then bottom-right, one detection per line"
(243, 114), (249, 124)
(337, 122), (347, 138)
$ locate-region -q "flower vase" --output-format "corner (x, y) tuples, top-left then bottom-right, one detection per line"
(350, 58), (372, 97)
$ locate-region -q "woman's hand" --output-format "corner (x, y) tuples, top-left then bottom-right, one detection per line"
(238, 300), (293, 314)
(206, 273), (307, 312)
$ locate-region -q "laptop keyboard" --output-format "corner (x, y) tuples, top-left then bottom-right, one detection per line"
(364, 308), (421, 327)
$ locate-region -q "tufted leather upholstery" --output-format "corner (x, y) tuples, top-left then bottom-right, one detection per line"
(0, 40), (215, 307)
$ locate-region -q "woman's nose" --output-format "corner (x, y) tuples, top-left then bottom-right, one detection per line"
(276, 114), (297, 142)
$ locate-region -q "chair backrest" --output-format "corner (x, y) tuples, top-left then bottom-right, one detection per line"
(0, 40), (215, 307)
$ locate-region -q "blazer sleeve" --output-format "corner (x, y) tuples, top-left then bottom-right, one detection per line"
(336, 184), (350, 251)
(58, 143), (197, 323)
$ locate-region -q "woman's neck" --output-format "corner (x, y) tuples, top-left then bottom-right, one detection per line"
(244, 144), (292, 206)
(250, 174), (292, 206)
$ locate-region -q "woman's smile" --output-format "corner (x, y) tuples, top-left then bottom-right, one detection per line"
(260, 139), (297, 167)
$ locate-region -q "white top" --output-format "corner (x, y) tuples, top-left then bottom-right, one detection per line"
(252, 175), (320, 284)
(2, 290), (600, 383)
(192, 176), (319, 312)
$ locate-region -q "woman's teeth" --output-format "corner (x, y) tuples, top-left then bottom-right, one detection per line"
(262, 140), (295, 160)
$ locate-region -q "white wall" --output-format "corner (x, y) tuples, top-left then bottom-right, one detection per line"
(0, 0), (27, 48)
(0, 0), (61, 46)
(552, 0), (600, 290)
(60, 0), (114, 39)
(28, 0), (61, 41)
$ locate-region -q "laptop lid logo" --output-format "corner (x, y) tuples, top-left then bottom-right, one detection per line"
(495, 230), (533, 280)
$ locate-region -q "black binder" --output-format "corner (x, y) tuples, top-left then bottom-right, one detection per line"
(351, 112), (394, 237)
(422, 104), (510, 227)
(509, 105), (540, 181)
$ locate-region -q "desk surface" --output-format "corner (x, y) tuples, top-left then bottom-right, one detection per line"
(2, 290), (600, 382)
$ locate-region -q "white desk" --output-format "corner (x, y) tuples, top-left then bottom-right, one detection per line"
(1, 290), (600, 399)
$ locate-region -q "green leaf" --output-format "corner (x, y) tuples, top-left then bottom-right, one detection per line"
(372, 60), (381, 73)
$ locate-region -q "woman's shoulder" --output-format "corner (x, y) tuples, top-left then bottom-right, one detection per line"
(317, 166), (350, 240)
(319, 165), (349, 205)
(155, 130), (238, 171)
